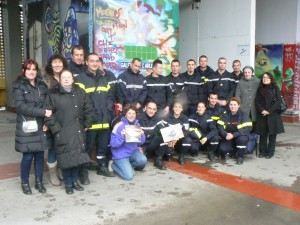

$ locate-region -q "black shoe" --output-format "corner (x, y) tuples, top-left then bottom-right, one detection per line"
(78, 167), (90, 185)
(97, 164), (115, 177)
(154, 158), (166, 170)
(134, 165), (145, 171)
(65, 186), (74, 194)
(178, 154), (185, 165)
(259, 154), (264, 158)
(21, 179), (32, 195)
(163, 154), (173, 162)
(208, 152), (215, 161)
(237, 157), (244, 165)
(35, 177), (46, 193)
(72, 181), (84, 191)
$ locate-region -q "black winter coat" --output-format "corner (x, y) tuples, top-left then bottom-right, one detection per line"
(138, 112), (163, 143)
(255, 85), (285, 135)
(13, 76), (48, 153)
(44, 85), (94, 169)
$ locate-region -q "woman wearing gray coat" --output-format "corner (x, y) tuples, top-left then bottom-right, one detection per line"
(235, 66), (260, 130)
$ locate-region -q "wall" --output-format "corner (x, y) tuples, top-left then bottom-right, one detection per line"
(256, 0), (298, 44)
(179, 0), (255, 71)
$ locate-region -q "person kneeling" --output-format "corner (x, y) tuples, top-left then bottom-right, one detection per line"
(217, 97), (252, 165)
(110, 105), (147, 180)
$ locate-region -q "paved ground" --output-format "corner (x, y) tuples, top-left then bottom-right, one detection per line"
(0, 110), (300, 225)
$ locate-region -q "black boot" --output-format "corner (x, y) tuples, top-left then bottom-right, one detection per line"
(35, 177), (46, 193)
(237, 156), (244, 165)
(97, 164), (115, 177)
(259, 149), (265, 158)
(21, 179), (32, 195)
(72, 181), (84, 191)
(178, 154), (185, 165)
(208, 151), (215, 161)
(154, 157), (166, 170)
(78, 167), (90, 185)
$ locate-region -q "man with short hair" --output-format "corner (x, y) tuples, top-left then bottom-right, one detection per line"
(195, 55), (214, 80)
(138, 102), (164, 158)
(145, 59), (172, 118)
(207, 57), (235, 106)
(75, 53), (115, 184)
(182, 59), (206, 116)
(206, 92), (226, 122)
(168, 59), (186, 106)
(232, 59), (244, 89)
(118, 58), (147, 110)
(69, 45), (86, 76)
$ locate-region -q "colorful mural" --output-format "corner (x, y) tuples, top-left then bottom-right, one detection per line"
(93, 0), (179, 76)
(255, 44), (283, 88)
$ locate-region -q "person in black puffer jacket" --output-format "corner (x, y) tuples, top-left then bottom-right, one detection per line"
(44, 69), (94, 194)
(13, 59), (51, 195)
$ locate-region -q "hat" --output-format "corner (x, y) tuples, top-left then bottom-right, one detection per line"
(243, 66), (254, 74)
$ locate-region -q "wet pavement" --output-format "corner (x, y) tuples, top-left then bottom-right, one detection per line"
(0, 110), (300, 225)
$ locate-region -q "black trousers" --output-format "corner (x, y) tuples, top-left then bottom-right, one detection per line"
(141, 136), (163, 158)
(191, 135), (220, 154)
(218, 135), (248, 157)
(259, 134), (277, 157)
(156, 136), (193, 157)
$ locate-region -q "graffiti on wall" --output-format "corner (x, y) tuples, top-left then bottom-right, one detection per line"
(93, 0), (179, 76)
(62, 7), (79, 60)
(255, 44), (283, 88)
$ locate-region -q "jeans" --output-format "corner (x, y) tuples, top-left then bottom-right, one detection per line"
(62, 167), (79, 187)
(21, 151), (44, 180)
(112, 151), (147, 181)
(86, 129), (110, 164)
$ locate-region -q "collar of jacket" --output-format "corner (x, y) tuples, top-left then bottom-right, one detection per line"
(70, 60), (84, 68)
(58, 84), (76, 94)
(121, 116), (139, 125)
(127, 67), (140, 76)
(86, 69), (103, 79)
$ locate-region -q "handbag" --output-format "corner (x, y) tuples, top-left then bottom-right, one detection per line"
(22, 115), (38, 133)
(277, 95), (287, 113)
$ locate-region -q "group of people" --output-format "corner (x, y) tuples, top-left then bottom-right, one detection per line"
(13, 45), (284, 195)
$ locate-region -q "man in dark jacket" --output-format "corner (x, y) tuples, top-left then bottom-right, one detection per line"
(145, 59), (172, 118)
(69, 45), (87, 76)
(138, 102), (164, 158)
(207, 57), (235, 106)
(118, 58), (147, 110)
(206, 92), (227, 122)
(75, 53), (115, 184)
(168, 59), (186, 108)
(231, 59), (244, 90)
(195, 55), (214, 80)
(182, 59), (206, 116)
(98, 57), (123, 114)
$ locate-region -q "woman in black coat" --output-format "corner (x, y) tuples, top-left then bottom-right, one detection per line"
(255, 72), (284, 158)
(44, 69), (94, 194)
(13, 59), (52, 195)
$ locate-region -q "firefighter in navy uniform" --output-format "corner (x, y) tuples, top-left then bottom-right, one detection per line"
(206, 92), (227, 122)
(154, 102), (192, 170)
(137, 102), (164, 159)
(182, 59), (207, 116)
(217, 97), (252, 165)
(75, 53), (115, 185)
(188, 102), (219, 161)
(145, 59), (172, 118)
(118, 58), (147, 111)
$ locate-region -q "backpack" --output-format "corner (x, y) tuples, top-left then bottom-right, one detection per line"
(246, 133), (258, 155)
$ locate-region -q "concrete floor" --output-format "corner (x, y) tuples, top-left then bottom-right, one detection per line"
(0, 110), (300, 225)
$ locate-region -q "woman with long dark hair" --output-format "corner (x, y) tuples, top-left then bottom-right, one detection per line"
(255, 72), (284, 158)
(13, 59), (52, 194)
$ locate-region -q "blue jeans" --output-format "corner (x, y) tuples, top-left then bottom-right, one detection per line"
(86, 129), (109, 164)
(21, 151), (44, 180)
(112, 151), (147, 181)
(62, 167), (79, 187)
